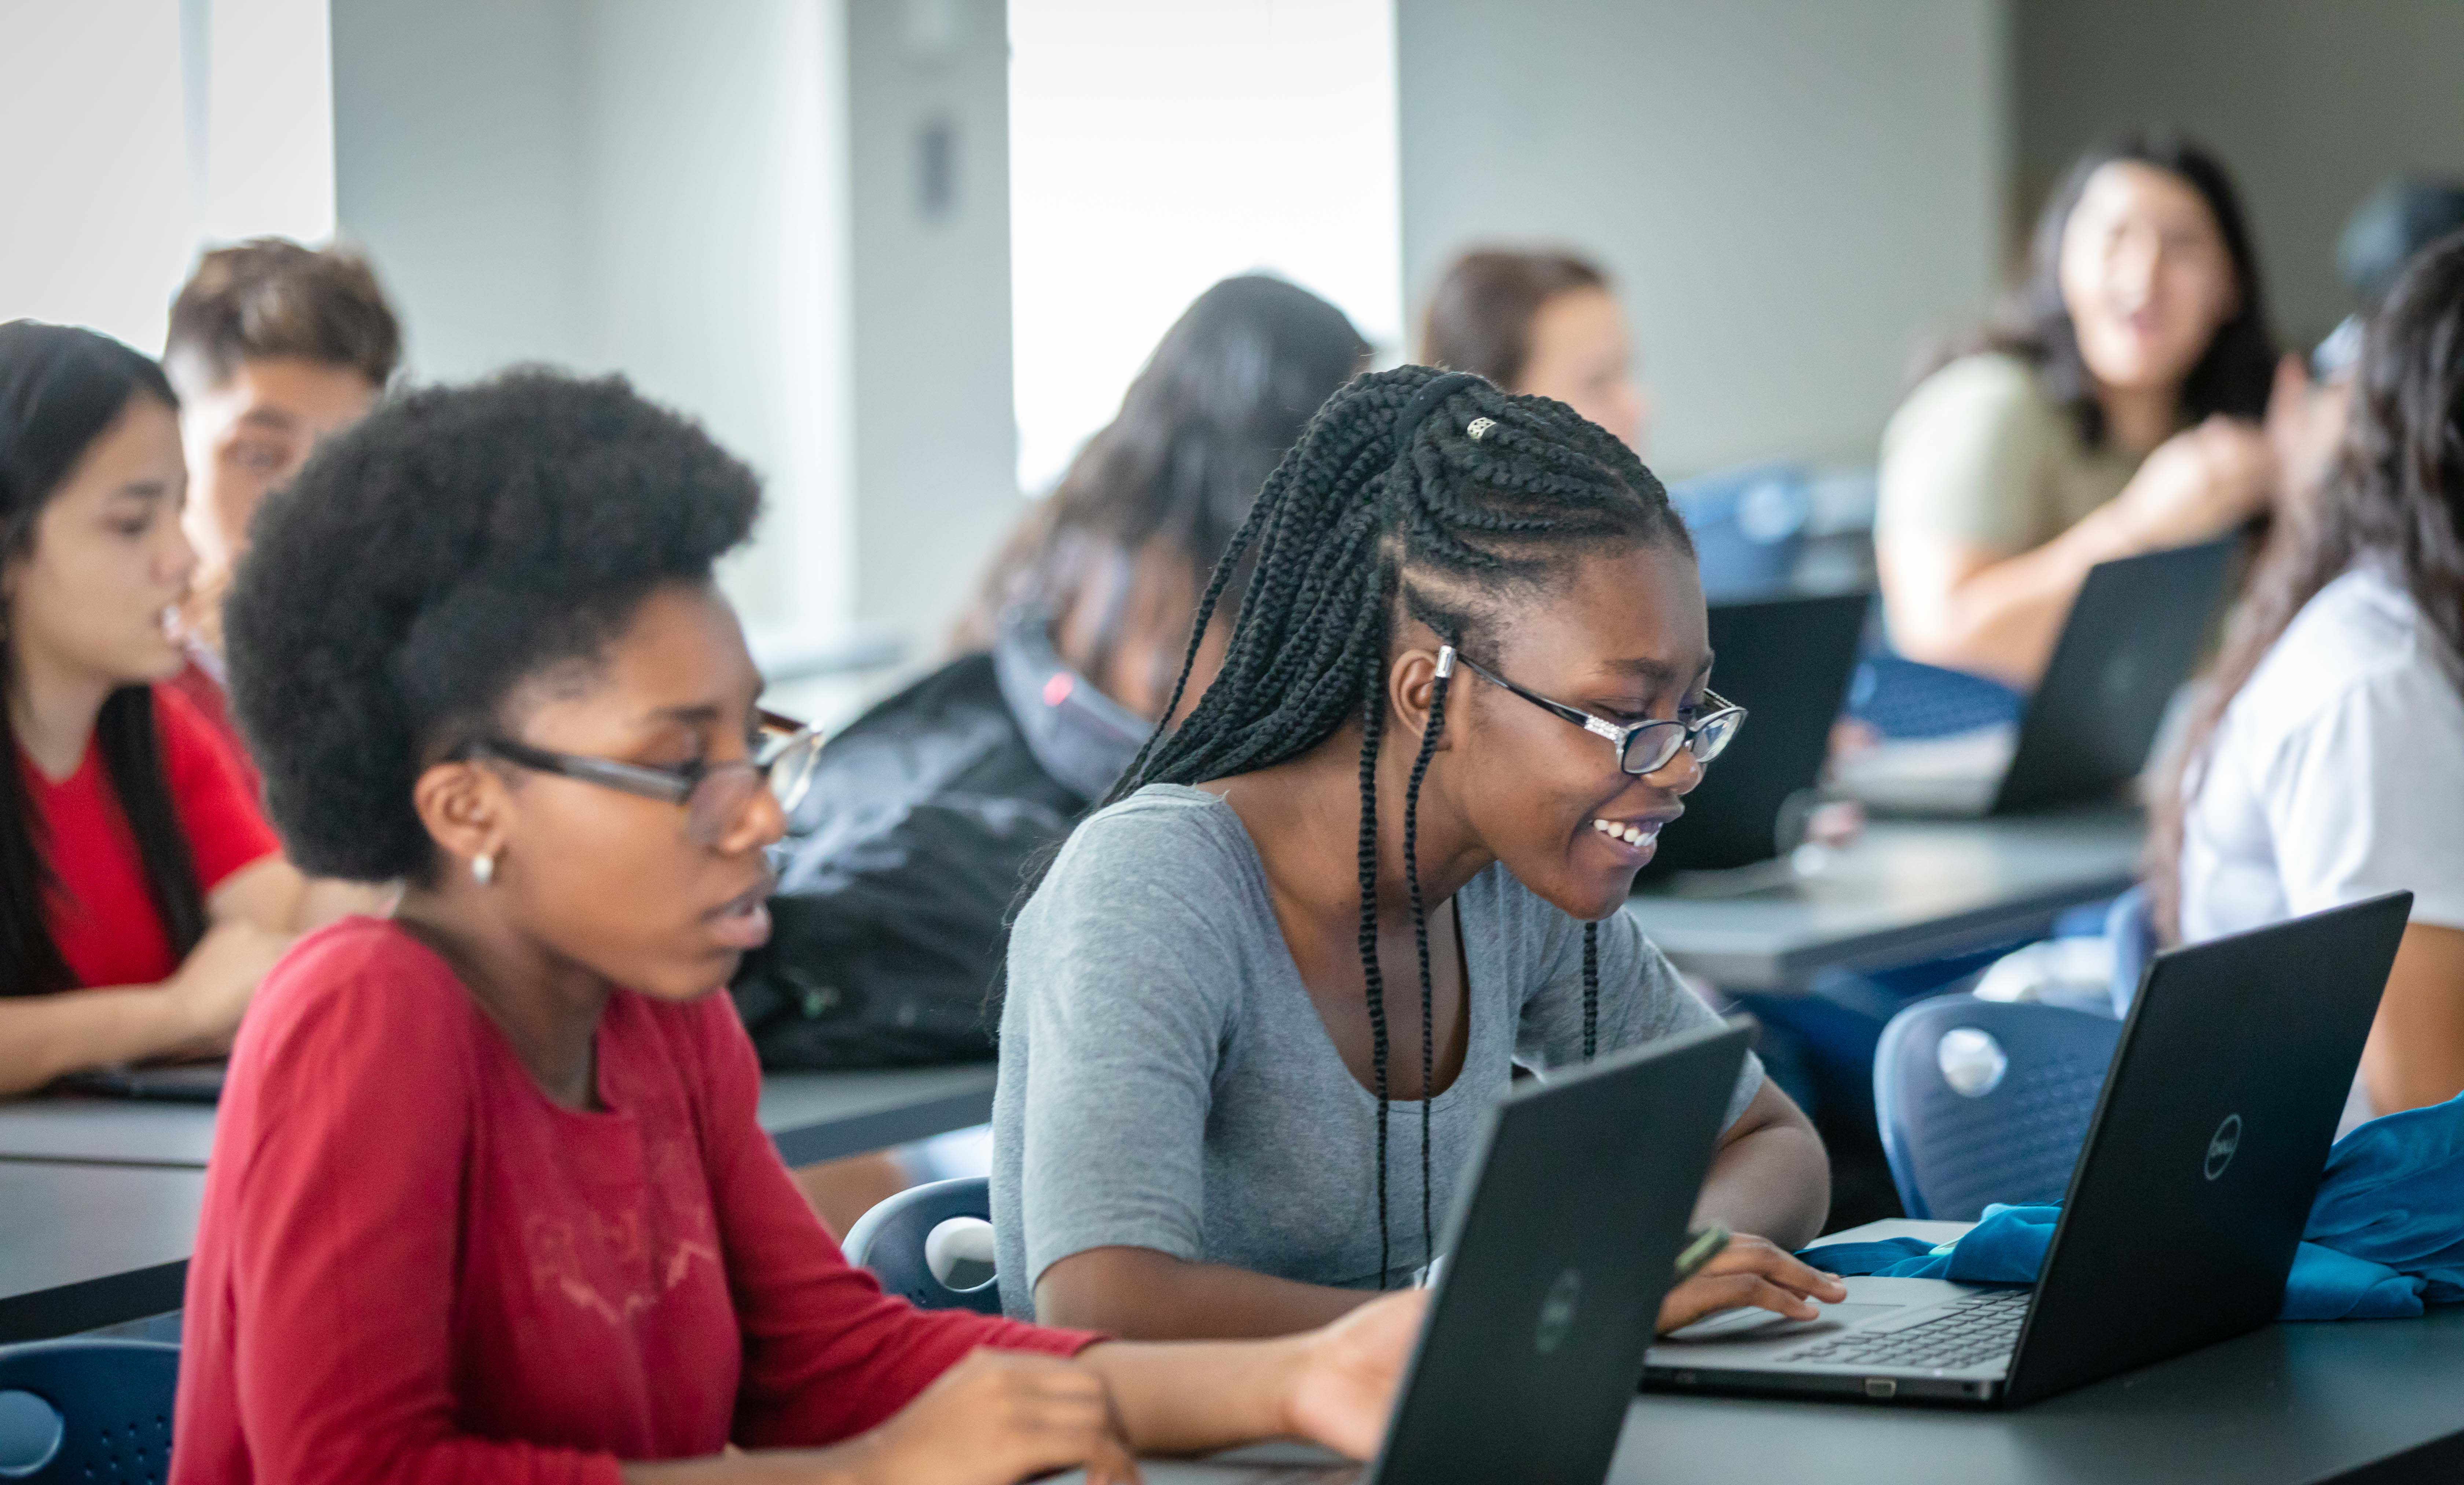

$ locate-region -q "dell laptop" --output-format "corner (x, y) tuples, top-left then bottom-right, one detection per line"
(1836, 539), (2234, 816)
(1060, 1019), (1754, 1483)
(1644, 891), (2410, 1408)
(1639, 589), (1870, 878)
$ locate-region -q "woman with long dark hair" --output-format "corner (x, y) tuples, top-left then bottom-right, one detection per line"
(0, 321), (331, 1096)
(2152, 232), (2464, 1127)
(993, 366), (1837, 1341)
(173, 368), (1420, 1482)
(1876, 131), (2286, 686)
(739, 274), (1369, 1228)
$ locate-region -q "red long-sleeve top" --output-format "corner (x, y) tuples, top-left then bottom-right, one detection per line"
(172, 918), (1089, 1484)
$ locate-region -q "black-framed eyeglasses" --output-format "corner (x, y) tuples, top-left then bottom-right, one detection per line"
(460, 708), (825, 845)
(1440, 646), (1745, 776)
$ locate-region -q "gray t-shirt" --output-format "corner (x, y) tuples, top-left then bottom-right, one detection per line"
(991, 784), (1762, 1318)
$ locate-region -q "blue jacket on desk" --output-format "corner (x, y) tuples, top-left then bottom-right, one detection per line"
(1803, 1092), (2464, 1320)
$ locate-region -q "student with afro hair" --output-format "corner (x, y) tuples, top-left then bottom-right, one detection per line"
(173, 369), (1422, 1483)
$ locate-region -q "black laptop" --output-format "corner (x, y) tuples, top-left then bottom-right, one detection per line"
(1638, 589), (1870, 877)
(1835, 539), (2235, 816)
(1061, 1020), (1754, 1482)
(1644, 892), (2409, 1407)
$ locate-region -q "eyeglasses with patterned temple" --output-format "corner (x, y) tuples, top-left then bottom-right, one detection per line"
(459, 708), (825, 844)
(1437, 645), (1745, 777)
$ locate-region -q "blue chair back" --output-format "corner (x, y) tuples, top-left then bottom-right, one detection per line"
(839, 1177), (1002, 1315)
(1667, 461), (1812, 598)
(1874, 995), (2123, 1221)
(0, 1339), (178, 1484)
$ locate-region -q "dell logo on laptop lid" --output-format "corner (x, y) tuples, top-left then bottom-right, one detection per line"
(1534, 1268), (1584, 1355)
(2204, 1113), (2243, 1181)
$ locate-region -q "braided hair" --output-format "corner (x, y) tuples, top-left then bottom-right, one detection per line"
(1107, 365), (1689, 1286)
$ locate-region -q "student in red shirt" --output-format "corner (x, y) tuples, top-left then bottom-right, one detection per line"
(0, 322), (349, 1096)
(177, 370), (1422, 1483)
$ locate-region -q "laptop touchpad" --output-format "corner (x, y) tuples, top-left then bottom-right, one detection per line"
(1662, 1303), (1896, 1343)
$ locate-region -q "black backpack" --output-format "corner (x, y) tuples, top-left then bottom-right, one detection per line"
(732, 620), (1147, 1067)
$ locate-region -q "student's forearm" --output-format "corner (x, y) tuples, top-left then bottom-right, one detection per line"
(0, 985), (196, 1096)
(621, 1447), (868, 1484)
(2359, 923), (2464, 1116)
(1037, 1246), (1372, 1340)
(1694, 1083), (1831, 1250)
(1881, 510), (2140, 687)
(1078, 1337), (1299, 1457)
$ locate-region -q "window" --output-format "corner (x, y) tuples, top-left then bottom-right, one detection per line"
(1008, 0), (1402, 494)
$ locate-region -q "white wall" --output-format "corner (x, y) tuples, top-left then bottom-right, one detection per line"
(329, 0), (852, 639)
(1007, 0), (1403, 494)
(844, 0), (1019, 656)
(1397, 0), (2010, 476)
(2016, 0), (2464, 347)
(0, 0), (334, 352)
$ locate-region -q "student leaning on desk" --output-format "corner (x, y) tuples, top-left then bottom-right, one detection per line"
(994, 367), (1840, 1343)
(169, 372), (1421, 1484)
(0, 323), (369, 1098)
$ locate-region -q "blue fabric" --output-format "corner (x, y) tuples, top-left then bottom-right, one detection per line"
(1802, 1093), (2464, 1321)
(1844, 652), (2024, 740)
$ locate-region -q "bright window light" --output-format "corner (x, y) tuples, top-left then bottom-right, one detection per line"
(1008, 0), (1403, 495)
(0, 0), (334, 354)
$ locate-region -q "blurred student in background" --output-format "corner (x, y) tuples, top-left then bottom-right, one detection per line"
(2153, 232), (2464, 1127)
(0, 323), (344, 1096)
(1419, 247), (1650, 452)
(2273, 180), (2464, 508)
(733, 275), (1368, 1232)
(162, 238), (402, 781)
(1877, 132), (2284, 688)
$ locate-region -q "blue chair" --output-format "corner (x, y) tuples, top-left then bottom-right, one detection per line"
(0, 1339), (178, 1483)
(1874, 995), (2123, 1221)
(840, 1177), (1002, 1315)
(1666, 461), (1813, 598)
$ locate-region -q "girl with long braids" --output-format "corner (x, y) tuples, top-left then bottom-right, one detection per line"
(991, 366), (1840, 1340)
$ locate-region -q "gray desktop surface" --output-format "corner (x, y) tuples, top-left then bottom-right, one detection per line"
(1624, 805), (2142, 992)
(755, 1063), (997, 1167)
(0, 1063), (997, 1170)
(0, 1162), (204, 1343)
(1612, 1307), (2464, 1484)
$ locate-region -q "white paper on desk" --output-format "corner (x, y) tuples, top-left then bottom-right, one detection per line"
(1830, 723), (2016, 809)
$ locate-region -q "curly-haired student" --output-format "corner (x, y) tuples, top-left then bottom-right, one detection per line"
(172, 369), (1421, 1484)
(993, 366), (1840, 1340)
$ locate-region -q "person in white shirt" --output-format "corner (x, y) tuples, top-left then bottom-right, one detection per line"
(2153, 230), (2464, 1123)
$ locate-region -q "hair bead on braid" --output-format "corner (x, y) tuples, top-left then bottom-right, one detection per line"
(1055, 363), (1689, 1292)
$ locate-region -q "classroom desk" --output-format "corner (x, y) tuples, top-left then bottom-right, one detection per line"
(1614, 1307), (2464, 1483)
(1624, 805), (2143, 992)
(0, 1162), (203, 1344)
(0, 1065), (999, 1339)
(756, 1063), (997, 1168)
(0, 1062), (998, 1171)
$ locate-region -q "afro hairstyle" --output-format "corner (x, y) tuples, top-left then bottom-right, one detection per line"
(225, 369), (762, 882)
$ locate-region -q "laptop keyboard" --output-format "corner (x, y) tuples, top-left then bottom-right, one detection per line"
(1778, 1288), (2031, 1371)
